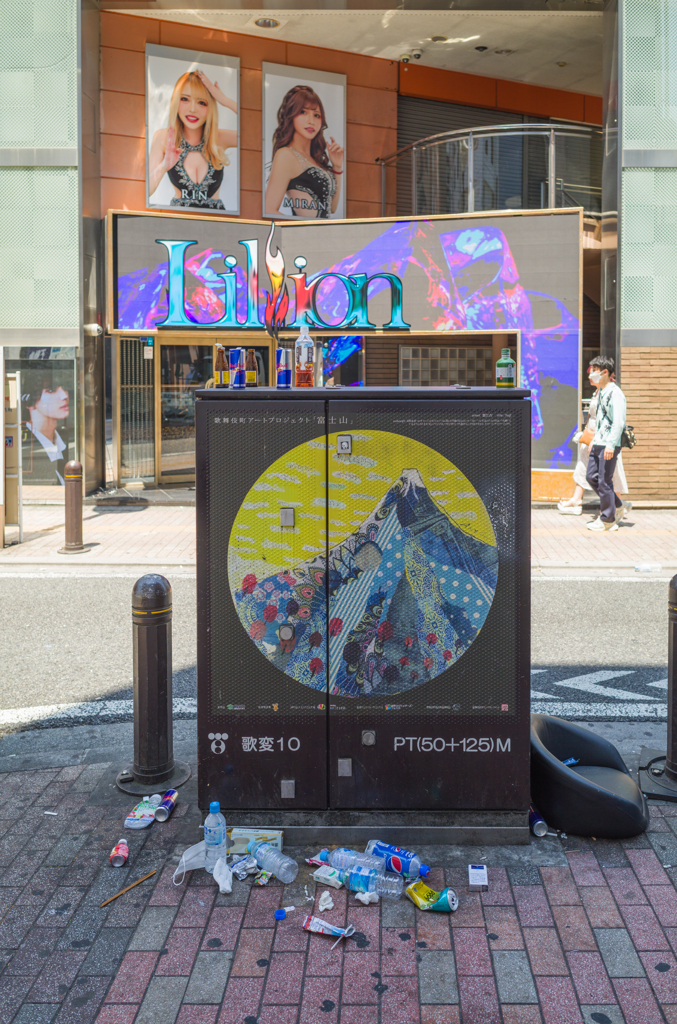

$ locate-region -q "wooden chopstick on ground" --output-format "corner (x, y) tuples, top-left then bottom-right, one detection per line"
(100, 869), (157, 907)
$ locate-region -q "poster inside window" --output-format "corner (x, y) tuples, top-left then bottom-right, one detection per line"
(5, 348), (77, 487)
(262, 63), (346, 221)
(146, 44), (240, 215)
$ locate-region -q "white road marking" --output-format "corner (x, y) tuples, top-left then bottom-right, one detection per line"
(531, 669), (547, 675)
(531, 700), (667, 719)
(648, 679), (669, 689)
(551, 670), (659, 701)
(0, 698), (197, 728)
(531, 690), (557, 699)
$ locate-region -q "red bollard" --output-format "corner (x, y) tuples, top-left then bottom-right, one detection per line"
(57, 461), (88, 555)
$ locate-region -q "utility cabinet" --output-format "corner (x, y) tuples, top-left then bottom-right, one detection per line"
(196, 387), (531, 814)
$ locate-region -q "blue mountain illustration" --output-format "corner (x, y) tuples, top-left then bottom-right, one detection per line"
(232, 468), (498, 697)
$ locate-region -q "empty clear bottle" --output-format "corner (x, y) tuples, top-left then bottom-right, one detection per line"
(364, 840), (431, 880)
(340, 865), (403, 900)
(247, 840), (299, 884)
(204, 802), (228, 874)
(320, 848), (385, 874)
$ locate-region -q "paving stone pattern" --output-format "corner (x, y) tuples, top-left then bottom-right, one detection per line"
(3, 767), (677, 1022)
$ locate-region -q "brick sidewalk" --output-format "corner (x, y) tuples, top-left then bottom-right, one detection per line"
(1, 763), (677, 1023)
(4, 505), (677, 568)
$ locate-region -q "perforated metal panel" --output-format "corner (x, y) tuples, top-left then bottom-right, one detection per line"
(621, 167), (677, 329)
(0, 0), (78, 148)
(0, 167), (79, 329)
(622, 0), (677, 150)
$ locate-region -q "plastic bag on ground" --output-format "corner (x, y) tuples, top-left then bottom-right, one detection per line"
(214, 857), (233, 894)
(173, 841), (206, 886)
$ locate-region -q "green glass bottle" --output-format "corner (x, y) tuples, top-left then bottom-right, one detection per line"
(495, 348), (516, 388)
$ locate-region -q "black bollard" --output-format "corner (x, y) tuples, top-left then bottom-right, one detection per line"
(638, 574), (677, 801)
(57, 461), (88, 554)
(116, 574), (191, 794)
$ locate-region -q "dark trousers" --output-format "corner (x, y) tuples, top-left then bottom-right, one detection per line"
(586, 445), (622, 523)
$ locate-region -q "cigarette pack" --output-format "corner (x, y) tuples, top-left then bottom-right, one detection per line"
(228, 828), (283, 855)
(468, 864), (488, 892)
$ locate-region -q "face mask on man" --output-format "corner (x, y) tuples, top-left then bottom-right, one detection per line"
(589, 371), (603, 384)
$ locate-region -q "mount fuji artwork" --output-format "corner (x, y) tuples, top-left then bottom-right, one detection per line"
(228, 431), (498, 698)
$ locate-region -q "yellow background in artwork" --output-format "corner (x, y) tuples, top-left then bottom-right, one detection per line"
(229, 430), (496, 587)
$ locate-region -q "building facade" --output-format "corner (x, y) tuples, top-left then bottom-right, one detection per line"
(2, 0), (669, 500)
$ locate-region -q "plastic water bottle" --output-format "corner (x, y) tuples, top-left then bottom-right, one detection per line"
(247, 840), (299, 884)
(319, 848), (385, 874)
(204, 802), (228, 874)
(340, 865), (403, 900)
(365, 840), (430, 880)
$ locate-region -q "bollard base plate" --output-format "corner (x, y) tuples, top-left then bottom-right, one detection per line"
(116, 760), (192, 795)
(638, 748), (677, 802)
(57, 546), (91, 555)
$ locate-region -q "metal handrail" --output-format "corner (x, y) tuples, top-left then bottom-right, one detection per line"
(379, 122), (602, 166)
(378, 122), (602, 217)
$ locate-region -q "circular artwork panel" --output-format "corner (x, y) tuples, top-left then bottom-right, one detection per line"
(228, 431), (498, 698)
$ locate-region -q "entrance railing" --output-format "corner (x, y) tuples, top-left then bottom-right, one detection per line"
(378, 123), (602, 219)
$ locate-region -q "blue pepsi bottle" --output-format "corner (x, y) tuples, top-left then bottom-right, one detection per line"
(364, 840), (431, 880)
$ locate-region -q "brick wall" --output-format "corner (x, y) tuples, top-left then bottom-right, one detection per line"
(99, 12), (399, 220)
(621, 347), (677, 499)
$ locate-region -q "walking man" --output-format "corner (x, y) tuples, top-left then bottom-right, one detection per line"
(585, 355), (628, 532)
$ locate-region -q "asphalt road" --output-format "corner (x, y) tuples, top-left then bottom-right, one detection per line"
(0, 568), (670, 725)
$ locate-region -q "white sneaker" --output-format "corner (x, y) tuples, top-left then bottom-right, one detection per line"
(587, 518), (619, 532)
(557, 502), (582, 515)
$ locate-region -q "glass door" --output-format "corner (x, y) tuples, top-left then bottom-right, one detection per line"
(157, 342), (213, 483)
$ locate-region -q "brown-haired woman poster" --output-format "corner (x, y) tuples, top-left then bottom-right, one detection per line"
(264, 78), (345, 219)
(148, 69), (237, 211)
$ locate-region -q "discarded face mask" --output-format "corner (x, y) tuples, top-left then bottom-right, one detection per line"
(213, 857), (233, 894)
(406, 880), (459, 912)
(231, 855), (258, 881)
(355, 890), (379, 905)
(318, 890), (334, 912)
(173, 841), (206, 886)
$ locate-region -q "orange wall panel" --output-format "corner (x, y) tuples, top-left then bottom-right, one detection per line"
(101, 134), (146, 182)
(497, 80), (585, 122)
(241, 147), (261, 186)
(286, 43), (398, 91)
(345, 161), (381, 204)
(347, 86), (397, 129)
(346, 123), (397, 165)
(346, 200), (382, 220)
(102, 177), (146, 213)
(101, 91), (145, 138)
(240, 190), (262, 220)
(399, 64), (497, 109)
(101, 47), (145, 96)
(584, 95), (603, 125)
(240, 110), (262, 152)
(100, 12), (159, 52)
(241, 70), (262, 111)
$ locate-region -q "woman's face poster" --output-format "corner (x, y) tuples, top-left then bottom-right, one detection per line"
(262, 63), (346, 221)
(146, 44), (240, 215)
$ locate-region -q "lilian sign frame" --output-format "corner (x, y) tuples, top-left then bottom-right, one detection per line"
(107, 207), (583, 471)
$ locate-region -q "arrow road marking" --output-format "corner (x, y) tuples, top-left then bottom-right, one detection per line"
(648, 679), (668, 689)
(531, 690), (557, 699)
(552, 670), (661, 701)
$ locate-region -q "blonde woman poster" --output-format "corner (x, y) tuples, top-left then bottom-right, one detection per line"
(262, 63), (346, 220)
(146, 44), (240, 215)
